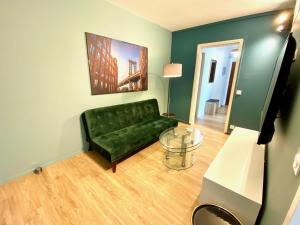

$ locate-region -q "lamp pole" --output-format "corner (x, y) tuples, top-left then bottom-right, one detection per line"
(163, 63), (182, 118)
(167, 78), (171, 117)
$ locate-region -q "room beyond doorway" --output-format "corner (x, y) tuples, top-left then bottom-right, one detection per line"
(189, 39), (243, 133)
(196, 105), (228, 132)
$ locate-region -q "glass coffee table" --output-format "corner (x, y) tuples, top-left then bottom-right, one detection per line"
(159, 127), (203, 170)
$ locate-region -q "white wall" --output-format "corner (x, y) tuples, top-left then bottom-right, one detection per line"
(210, 49), (231, 104)
(197, 45), (238, 119)
(0, 0), (172, 183)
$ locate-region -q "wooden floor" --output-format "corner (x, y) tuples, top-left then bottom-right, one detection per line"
(196, 106), (228, 132)
(0, 123), (228, 225)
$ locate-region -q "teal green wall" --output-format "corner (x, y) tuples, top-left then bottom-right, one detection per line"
(0, 0), (171, 183)
(259, 15), (300, 225)
(170, 12), (288, 130)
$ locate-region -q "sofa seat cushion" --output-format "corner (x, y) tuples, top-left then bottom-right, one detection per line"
(92, 116), (177, 162)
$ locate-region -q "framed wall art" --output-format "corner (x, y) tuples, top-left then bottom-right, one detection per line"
(85, 32), (148, 95)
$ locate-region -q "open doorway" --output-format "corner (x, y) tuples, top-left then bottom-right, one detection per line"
(189, 39), (243, 133)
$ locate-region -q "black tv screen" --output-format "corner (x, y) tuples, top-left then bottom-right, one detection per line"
(257, 34), (296, 145)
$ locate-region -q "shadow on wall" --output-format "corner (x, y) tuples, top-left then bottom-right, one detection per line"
(279, 60), (300, 132)
(257, 31), (300, 225)
(256, 67), (300, 224)
(256, 144), (269, 224)
(80, 113), (90, 151)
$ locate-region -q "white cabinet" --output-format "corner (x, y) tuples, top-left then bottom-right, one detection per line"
(200, 127), (265, 225)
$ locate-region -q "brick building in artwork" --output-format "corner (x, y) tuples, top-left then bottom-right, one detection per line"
(139, 47), (148, 90)
(86, 33), (118, 94)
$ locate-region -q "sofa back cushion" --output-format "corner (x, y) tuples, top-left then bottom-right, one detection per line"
(84, 99), (160, 139)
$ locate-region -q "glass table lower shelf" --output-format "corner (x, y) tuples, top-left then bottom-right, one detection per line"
(163, 150), (197, 170)
(159, 126), (203, 170)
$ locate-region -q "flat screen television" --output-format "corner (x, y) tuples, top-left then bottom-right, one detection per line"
(257, 33), (297, 145)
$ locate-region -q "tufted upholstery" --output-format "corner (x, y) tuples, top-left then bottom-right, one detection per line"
(83, 99), (178, 164)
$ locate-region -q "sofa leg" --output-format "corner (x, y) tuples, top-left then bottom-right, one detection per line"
(112, 163), (117, 173)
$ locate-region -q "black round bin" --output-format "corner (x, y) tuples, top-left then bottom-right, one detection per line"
(192, 204), (242, 225)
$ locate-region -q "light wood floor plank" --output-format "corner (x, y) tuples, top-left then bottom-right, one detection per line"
(0, 123), (228, 225)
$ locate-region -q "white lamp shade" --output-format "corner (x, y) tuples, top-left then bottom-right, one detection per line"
(163, 63), (182, 78)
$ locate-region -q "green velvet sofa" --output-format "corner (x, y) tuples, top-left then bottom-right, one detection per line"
(83, 99), (178, 172)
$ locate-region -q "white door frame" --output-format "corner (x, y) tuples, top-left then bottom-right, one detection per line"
(189, 39), (244, 133)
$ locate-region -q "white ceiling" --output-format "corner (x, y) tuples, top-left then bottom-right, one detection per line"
(108, 0), (294, 31)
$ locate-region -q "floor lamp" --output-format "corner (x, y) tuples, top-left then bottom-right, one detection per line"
(163, 63), (182, 117)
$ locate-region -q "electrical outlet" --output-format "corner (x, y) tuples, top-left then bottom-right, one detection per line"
(236, 90), (242, 96)
(230, 125), (235, 130)
(293, 148), (300, 176)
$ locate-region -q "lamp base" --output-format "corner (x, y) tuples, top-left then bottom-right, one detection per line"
(162, 113), (176, 119)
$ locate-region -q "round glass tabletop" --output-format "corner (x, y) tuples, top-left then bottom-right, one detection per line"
(159, 126), (203, 153)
